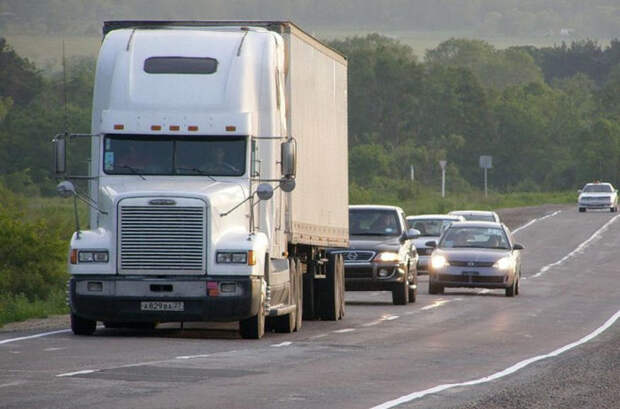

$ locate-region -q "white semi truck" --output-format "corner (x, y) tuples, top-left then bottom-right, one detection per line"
(54, 21), (348, 339)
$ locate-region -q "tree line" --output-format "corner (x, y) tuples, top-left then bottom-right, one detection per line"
(0, 0), (618, 38)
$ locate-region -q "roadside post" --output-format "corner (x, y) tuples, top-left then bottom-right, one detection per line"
(439, 160), (447, 198)
(479, 155), (492, 198)
(410, 164), (415, 183)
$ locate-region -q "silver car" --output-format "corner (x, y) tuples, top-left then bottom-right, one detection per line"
(406, 214), (465, 274)
(577, 182), (618, 212)
(427, 222), (524, 297)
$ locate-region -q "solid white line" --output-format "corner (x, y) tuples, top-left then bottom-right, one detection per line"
(512, 210), (562, 234)
(421, 300), (450, 310)
(531, 214), (619, 278)
(176, 354), (211, 360)
(0, 329), (71, 345)
(370, 309), (620, 409)
(57, 369), (98, 378)
(308, 333), (329, 339)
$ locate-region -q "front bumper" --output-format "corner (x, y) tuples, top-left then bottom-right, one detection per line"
(429, 266), (515, 289)
(69, 276), (262, 323)
(344, 262), (407, 291)
(578, 202), (613, 209)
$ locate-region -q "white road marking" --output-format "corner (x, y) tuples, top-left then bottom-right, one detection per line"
(176, 354), (211, 359)
(0, 381), (26, 388)
(370, 309), (620, 409)
(0, 329), (71, 345)
(271, 341), (293, 347)
(512, 210), (562, 234)
(531, 215), (619, 279)
(57, 369), (98, 378)
(333, 328), (356, 334)
(421, 300), (451, 310)
(308, 333), (329, 339)
(384, 315), (400, 321)
(44, 347), (66, 352)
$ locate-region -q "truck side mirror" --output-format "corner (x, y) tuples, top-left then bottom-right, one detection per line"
(256, 183), (274, 201)
(279, 177), (296, 193)
(56, 180), (76, 198)
(281, 138), (297, 178)
(54, 134), (67, 175)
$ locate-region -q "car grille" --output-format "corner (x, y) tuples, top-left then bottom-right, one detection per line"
(342, 250), (375, 263)
(119, 204), (206, 274)
(344, 266), (373, 279)
(417, 248), (434, 256)
(449, 260), (495, 267)
(438, 274), (504, 284)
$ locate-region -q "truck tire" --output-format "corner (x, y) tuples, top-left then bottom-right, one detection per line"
(294, 258), (303, 331)
(392, 277), (409, 305)
(319, 253), (344, 320)
(239, 291), (265, 339)
(579, 207), (585, 212)
(273, 258), (298, 333)
(71, 313), (96, 336)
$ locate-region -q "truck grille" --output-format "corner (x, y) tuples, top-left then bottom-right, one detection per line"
(119, 204), (206, 274)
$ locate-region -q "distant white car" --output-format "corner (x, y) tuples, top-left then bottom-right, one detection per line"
(448, 210), (500, 223)
(578, 182), (618, 212)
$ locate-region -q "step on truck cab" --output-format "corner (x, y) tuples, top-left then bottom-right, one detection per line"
(54, 21), (349, 339)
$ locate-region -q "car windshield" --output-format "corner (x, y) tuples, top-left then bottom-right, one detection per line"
(349, 209), (402, 236)
(459, 214), (496, 222)
(439, 226), (509, 249)
(583, 184), (612, 193)
(407, 219), (455, 237)
(103, 134), (246, 176)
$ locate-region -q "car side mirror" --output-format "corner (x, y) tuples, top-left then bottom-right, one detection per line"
(406, 228), (420, 239)
(426, 240), (437, 248)
(513, 243), (524, 250)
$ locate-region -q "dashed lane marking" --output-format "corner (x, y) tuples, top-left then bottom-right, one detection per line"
(512, 210), (562, 234)
(56, 369), (98, 378)
(271, 341), (293, 347)
(333, 328), (356, 334)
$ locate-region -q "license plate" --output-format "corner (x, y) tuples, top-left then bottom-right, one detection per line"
(463, 271), (479, 275)
(140, 301), (184, 311)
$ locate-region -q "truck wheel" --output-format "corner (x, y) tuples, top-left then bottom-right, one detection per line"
(274, 258), (297, 333)
(429, 281), (443, 295)
(294, 258), (303, 331)
(392, 277), (409, 305)
(71, 313), (96, 336)
(319, 253), (344, 320)
(240, 292), (265, 339)
(579, 207), (585, 213)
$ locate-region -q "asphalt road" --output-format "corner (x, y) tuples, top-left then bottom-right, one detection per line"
(1, 206), (619, 409)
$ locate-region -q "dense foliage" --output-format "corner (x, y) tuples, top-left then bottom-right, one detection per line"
(0, 0), (618, 38)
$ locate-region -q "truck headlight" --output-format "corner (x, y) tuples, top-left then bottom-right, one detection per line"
(373, 252), (400, 262)
(493, 256), (515, 270)
(216, 251), (256, 265)
(431, 255), (449, 269)
(74, 250), (109, 264)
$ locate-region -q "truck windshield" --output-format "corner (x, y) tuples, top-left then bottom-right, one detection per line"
(349, 209), (402, 237)
(103, 135), (246, 176)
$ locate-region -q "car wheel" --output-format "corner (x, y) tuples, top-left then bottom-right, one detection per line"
(579, 207), (585, 213)
(515, 276), (520, 295)
(392, 277), (409, 305)
(428, 280), (443, 295)
(505, 278), (517, 297)
(407, 264), (417, 303)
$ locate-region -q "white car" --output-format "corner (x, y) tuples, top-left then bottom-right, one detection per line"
(578, 182), (618, 212)
(448, 210), (500, 223)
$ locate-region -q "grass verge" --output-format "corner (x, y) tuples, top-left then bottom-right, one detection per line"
(0, 289), (68, 328)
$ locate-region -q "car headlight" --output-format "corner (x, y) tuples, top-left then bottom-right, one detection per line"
(373, 252), (400, 262)
(216, 251), (256, 265)
(493, 256), (515, 270)
(431, 255), (449, 269)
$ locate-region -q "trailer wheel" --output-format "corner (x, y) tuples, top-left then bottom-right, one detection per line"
(274, 258), (297, 333)
(239, 290), (265, 339)
(319, 253), (344, 320)
(71, 313), (96, 336)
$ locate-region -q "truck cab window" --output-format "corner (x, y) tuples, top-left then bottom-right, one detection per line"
(104, 135), (246, 176)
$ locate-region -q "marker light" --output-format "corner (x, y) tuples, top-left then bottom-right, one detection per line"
(188, 125), (199, 131)
(151, 125), (162, 131)
(226, 126), (236, 132)
(431, 255), (449, 270)
(113, 124), (124, 130)
(169, 125), (180, 131)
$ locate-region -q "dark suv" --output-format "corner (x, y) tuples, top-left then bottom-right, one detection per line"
(336, 205), (420, 305)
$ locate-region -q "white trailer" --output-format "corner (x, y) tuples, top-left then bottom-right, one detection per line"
(54, 21), (348, 339)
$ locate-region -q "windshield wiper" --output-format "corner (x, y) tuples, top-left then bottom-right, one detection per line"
(176, 167), (216, 182)
(117, 165), (146, 180)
